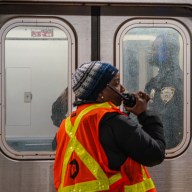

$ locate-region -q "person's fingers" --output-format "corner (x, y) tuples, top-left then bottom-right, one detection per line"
(138, 91), (150, 102)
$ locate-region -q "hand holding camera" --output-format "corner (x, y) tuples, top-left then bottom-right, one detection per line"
(107, 84), (150, 115)
(124, 91), (150, 116)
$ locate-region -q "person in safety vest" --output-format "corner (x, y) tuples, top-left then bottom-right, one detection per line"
(54, 61), (165, 192)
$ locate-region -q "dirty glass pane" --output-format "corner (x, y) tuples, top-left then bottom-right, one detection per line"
(122, 28), (183, 149)
(5, 26), (68, 151)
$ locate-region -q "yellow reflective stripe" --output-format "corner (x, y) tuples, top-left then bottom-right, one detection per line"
(59, 117), (77, 189)
(59, 180), (109, 192)
(124, 166), (155, 192)
(59, 102), (121, 192)
(124, 178), (155, 192)
(65, 116), (73, 137)
(59, 173), (122, 192)
(74, 137), (108, 181)
(66, 102), (113, 137)
(109, 172), (122, 184)
(141, 166), (147, 180)
(59, 132), (77, 190)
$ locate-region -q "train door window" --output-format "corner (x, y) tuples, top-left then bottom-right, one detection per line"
(116, 19), (190, 158)
(0, 18), (75, 159)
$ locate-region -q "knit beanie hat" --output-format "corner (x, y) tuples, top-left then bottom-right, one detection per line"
(72, 61), (118, 100)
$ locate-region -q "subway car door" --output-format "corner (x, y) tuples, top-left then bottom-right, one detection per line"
(99, 4), (191, 192)
(0, 3), (93, 192)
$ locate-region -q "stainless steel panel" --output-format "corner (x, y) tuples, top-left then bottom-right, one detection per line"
(0, 2), (192, 192)
(0, 153), (55, 192)
(0, 0), (191, 5)
(100, 7), (192, 192)
(149, 144), (192, 192)
(24, 92), (32, 103)
(0, 6), (92, 192)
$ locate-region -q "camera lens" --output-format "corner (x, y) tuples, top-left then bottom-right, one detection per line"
(122, 93), (136, 107)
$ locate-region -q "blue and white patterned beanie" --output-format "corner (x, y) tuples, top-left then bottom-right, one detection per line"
(72, 61), (118, 100)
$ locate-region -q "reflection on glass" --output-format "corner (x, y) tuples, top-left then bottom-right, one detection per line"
(5, 26), (68, 151)
(51, 87), (68, 150)
(51, 87), (68, 127)
(123, 28), (183, 149)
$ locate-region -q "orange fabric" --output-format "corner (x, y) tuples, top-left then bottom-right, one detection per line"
(64, 152), (97, 185)
(54, 102), (156, 192)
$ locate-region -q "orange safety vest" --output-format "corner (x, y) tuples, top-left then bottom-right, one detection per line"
(54, 102), (156, 192)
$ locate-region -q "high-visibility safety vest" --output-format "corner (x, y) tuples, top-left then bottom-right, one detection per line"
(54, 102), (156, 192)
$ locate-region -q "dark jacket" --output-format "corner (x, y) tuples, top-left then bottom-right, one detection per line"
(145, 65), (183, 149)
(99, 110), (165, 170)
(52, 101), (165, 170)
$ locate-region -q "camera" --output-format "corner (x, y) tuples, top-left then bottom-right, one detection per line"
(107, 84), (136, 107)
(122, 93), (136, 108)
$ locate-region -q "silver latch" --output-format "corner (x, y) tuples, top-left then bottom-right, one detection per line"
(24, 92), (32, 103)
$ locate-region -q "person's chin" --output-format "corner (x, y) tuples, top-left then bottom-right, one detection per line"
(113, 100), (122, 107)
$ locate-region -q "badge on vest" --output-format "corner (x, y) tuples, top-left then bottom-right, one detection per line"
(160, 87), (175, 103)
(69, 159), (79, 179)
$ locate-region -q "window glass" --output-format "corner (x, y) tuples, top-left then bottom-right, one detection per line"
(5, 26), (68, 152)
(122, 28), (184, 149)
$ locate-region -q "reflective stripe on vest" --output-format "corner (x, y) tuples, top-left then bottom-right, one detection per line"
(124, 166), (155, 192)
(58, 102), (155, 192)
(58, 103), (122, 192)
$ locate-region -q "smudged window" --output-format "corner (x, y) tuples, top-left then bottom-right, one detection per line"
(0, 18), (75, 159)
(116, 19), (190, 158)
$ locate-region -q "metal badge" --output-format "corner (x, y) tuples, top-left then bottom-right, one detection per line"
(150, 89), (156, 99)
(160, 87), (175, 103)
(149, 89), (156, 104)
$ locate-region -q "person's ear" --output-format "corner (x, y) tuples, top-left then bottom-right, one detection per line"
(96, 91), (105, 102)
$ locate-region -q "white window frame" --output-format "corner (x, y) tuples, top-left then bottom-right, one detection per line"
(0, 17), (76, 159)
(115, 19), (191, 158)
